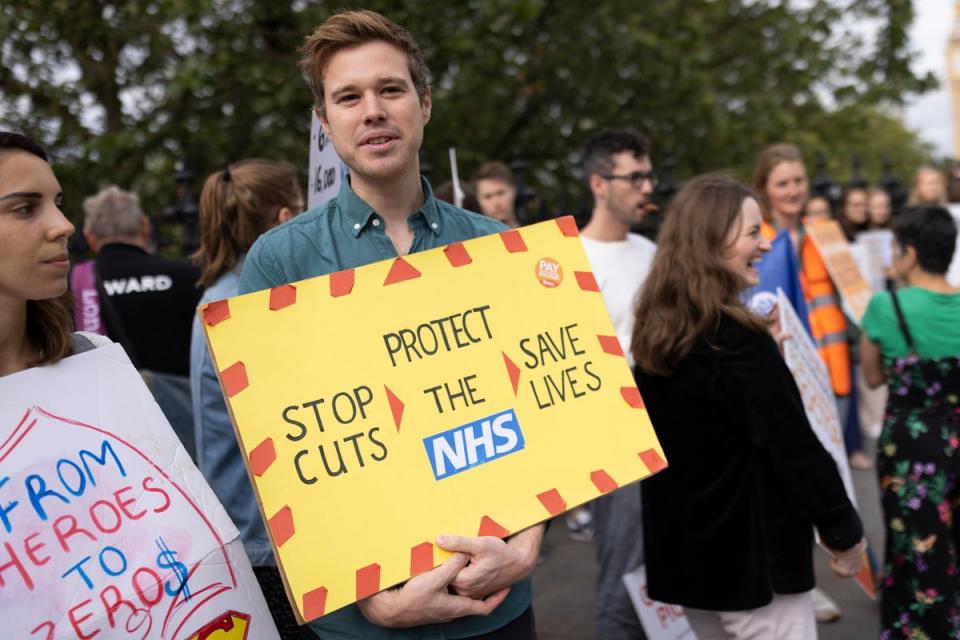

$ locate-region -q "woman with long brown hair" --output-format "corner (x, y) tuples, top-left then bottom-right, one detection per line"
(633, 173), (865, 638)
(189, 158), (307, 637)
(0, 131), (108, 379)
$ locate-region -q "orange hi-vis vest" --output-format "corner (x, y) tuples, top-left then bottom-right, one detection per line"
(762, 220), (851, 397)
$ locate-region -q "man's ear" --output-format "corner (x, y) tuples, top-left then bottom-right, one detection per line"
(276, 207), (295, 225)
(82, 228), (100, 253)
(140, 215), (151, 246)
(315, 106), (330, 134)
(421, 89), (432, 125)
(588, 173), (605, 199)
(903, 244), (919, 269)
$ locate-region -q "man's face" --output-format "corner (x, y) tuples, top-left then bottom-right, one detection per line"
(475, 178), (517, 223)
(319, 41), (431, 183)
(599, 152), (654, 227)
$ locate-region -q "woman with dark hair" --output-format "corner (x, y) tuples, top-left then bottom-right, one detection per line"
(867, 188), (892, 230)
(0, 131), (108, 378)
(189, 158), (308, 637)
(633, 173), (865, 638)
(861, 206), (960, 639)
(839, 185), (869, 242)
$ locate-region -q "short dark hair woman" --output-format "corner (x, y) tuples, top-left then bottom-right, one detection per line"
(633, 173), (865, 637)
(860, 205), (960, 639)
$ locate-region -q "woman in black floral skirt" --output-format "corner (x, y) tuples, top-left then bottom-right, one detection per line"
(861, 205), (960, 639)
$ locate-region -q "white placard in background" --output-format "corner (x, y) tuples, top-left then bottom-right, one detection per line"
(947, 205), (960, 288)
(623, 565), (697, 640)
(853, 229), (894, 293)
(777, 288), (857, 507)
(308, 111), (348, 210)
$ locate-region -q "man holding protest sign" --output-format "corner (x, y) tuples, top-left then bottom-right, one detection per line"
(239, 10), (542, 638)
(579, 128), (658, 640)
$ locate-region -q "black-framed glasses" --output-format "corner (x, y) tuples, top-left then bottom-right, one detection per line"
(600, 171), (658, 189)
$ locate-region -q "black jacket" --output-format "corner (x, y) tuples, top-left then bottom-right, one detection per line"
(95, 243), (201, 376)
(635, 315), (862, 611)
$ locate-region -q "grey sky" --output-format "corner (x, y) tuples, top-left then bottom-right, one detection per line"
(905, 2), (956, 157)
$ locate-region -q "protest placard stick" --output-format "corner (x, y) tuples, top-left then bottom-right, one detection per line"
(449, 147), (464, 209)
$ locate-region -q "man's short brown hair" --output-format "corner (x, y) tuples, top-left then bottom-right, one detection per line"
(299, 10), (430, 117)
(471, 161), (515, 187)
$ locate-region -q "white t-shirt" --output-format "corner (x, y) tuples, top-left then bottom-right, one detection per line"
(580, 233), (657, 367)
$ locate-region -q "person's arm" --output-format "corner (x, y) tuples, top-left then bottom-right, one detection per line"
(860, 332), (886, 388)
(238, 239), (285, 295)
(356, 553), (511, 627)
(356, 523), (543, 626)
(726, 327), (863, 554)
(439, 523), (545, 598)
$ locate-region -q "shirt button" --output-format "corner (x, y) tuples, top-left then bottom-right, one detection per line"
(353, 223), (361, 230)
(431, 222), (438, 229)
(372, 219), (381, 227)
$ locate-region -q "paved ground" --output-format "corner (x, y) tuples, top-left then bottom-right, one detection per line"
(531, 440), (885, 639)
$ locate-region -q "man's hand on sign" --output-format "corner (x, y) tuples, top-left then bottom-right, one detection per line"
(356, 552), (510, 627)
(439, 523), (545, 599)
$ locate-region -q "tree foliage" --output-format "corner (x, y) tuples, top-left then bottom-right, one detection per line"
(0, 0), (938, 243)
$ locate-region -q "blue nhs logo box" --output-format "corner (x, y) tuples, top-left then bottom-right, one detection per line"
(423, 409), (525, 480)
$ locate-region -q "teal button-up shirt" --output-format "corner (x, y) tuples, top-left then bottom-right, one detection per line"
(239, 178), (532, 639)
(240, 177), (508, 296)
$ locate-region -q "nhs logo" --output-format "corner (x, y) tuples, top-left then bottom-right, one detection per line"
(423, 409), (525, 480)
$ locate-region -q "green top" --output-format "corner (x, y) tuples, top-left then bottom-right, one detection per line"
(861, 286), (960, 360)
(240, 178), (531, 640)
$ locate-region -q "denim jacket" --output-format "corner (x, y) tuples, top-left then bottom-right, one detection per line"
(190, 258), (274, 566)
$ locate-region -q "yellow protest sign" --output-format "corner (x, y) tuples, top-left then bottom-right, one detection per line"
(202, 216), (665, 622)
(805, 219), (872, 324)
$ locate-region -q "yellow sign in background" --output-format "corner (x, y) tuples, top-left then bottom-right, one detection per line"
(203, 216), (665, 622)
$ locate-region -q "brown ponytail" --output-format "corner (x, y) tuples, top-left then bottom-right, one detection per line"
(195, 159), (303, 287)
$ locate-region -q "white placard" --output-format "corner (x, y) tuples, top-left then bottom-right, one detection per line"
(308, 111), (347, 210)
(948, 205), (960, 288)
(777, 289), (857, 507)
(853, 229), (893, 293)
(0, 344), (279, 639)
(623, 565), (697, 640)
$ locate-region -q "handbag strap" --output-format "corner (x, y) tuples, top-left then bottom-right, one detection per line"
(70, 332), (97, 354)
(889, 290), (917, 356)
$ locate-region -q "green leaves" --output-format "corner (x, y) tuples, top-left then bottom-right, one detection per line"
(0, 0), (935, 244)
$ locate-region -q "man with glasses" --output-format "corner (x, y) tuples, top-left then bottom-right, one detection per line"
(580, 128), (657, 640)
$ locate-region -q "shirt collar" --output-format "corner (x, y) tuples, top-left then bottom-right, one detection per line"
(339, 176), (443, 237)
